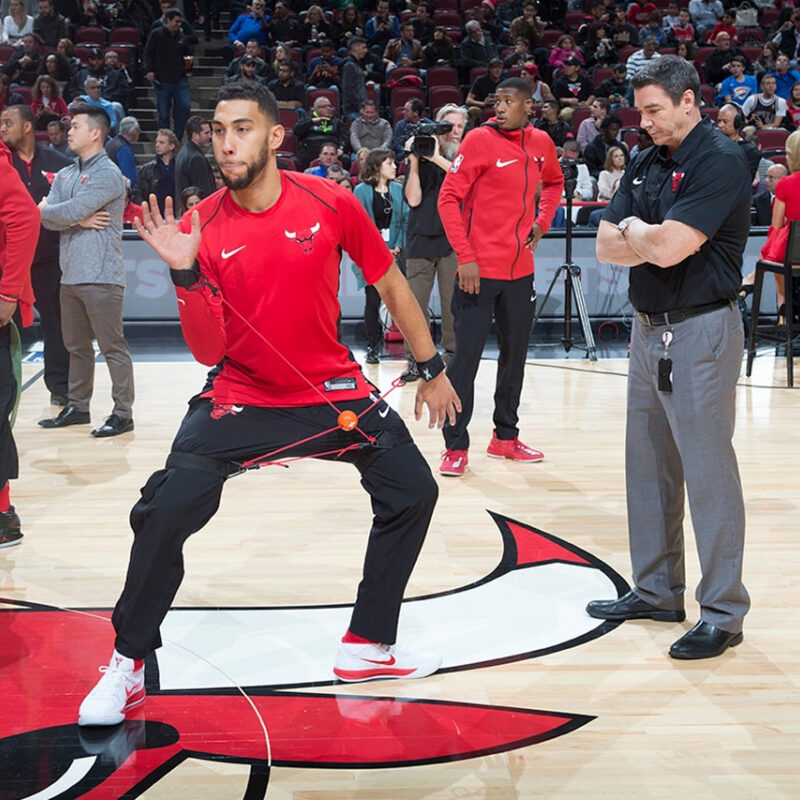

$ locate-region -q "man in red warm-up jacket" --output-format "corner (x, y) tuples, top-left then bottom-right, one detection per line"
(437, 77), (563, 477)
(0, 138), (41, 547)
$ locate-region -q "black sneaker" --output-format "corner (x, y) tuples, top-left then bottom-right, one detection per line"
(0, 506), (22, 548)
(365, 347), (380, 364)
(400, 360), (419, 382)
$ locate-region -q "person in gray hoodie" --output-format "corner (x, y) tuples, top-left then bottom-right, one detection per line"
(37, 103), (135, 438)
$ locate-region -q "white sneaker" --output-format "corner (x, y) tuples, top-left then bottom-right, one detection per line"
(78, 650), (146, 726)
(333, 641), (442, 683)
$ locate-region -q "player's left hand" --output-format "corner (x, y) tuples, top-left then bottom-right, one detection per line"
(414, 372), (461, 429)
(0, 298), (16, 326)
(525, 222), (544, 252)
(135, 194), (201, 271)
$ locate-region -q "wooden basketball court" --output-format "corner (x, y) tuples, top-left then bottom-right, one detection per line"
(2, 350), (798, 799)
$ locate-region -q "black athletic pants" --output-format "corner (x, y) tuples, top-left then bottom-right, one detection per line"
(364, 285), (382, 349)
(443, 274), (536, 451)
(0, 325), (18, 486)
(112, 394), (438, 659)
(31, 258), (69, 399)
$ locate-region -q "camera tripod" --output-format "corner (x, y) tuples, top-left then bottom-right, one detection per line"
(530, 177), (597, 360)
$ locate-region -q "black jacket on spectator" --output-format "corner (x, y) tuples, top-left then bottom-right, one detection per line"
(460, 35), (499, 71)
(583, 135), (628, 178)
(149, 15), (199, 47)
(174, 140), (215, 202)
(143, 25), (193, 83)
(224, 56), (272, 83)
(267, 76), (306, 105)
(33, 12), (68, 47)
(595, 75), (630, 100)
(703, 47), (750, 86)
(341, 54), (366, 116)
(270, 16), (302, 44)
(533, 117), (571, 148)
(135, 156), (176, 214)
(752, 190), (772, 226)
(2, 46), (42, 86)
(737, 138), (760, 181)
(293, 112), (348, 165)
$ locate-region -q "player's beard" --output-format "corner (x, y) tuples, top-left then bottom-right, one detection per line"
(220, 139), (270, 190)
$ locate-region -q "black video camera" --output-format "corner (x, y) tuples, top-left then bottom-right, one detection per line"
(404, 121), (453, 157)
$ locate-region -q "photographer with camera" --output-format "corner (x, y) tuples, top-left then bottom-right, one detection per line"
(399, 104), (468, 381)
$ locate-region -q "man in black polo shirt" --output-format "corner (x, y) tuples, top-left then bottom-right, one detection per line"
(586, 56), (751, 660)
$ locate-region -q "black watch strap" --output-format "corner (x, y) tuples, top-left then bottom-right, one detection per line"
(417, 353), (446, 382)
(170, 262), (202, 288)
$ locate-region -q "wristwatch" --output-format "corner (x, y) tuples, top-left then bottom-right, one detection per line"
(617, 216), (637, 238)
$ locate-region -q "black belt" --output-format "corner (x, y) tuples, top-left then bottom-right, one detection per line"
(634, 299), (730, 327)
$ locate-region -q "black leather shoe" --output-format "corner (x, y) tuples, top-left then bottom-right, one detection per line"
(38, 406), (91, 428)
(669, 621), (743, 660)
(586, 590), (686, 622)
(91, 414), (134, 438)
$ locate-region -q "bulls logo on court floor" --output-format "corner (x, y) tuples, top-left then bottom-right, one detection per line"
(0, 512), (627, 799)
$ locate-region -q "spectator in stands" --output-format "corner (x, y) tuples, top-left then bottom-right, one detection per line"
(365, 0), (398, 56)
(785, 81), (800, 130)
(708, 10), (736, 44)
(661, 1), (680, 34)
(549, 34), (583, 72)
(423, 26), (455, 68)
(136, 127), (178, 213)
(73, 0), (112, 29)
(466, 57), (504, 126)
(520, 62), (553, 107)
(31, 74), (68, 130)
(350, 98), (392, 153)
(674, 39), (695, 65)
(717, 55), (758, 106)
(307, 39), (343, 93)
(742, 74), (787, 128)
(772, 9), (800, 64)
(353, 147), (408, 364)
(393, 97), (428, 160)
(175, 115), (213, 200)
(637, 10), (665, 46)
(301, 5), (332, 49)
(32, 0), (66, 47)
(627, 0), (657, 29)
(750, 163), (788, 229)
(626, 36), (661, 79)
(267, 59), (305, 112)
(143, 8), (192, 139)
(56, 37), (80, 72)
(475, 0), (503, 45)
(105, 114), (139, 189)
(226, 0), (268, 61)
(497, 0), (525, 31)
(294, 94), (348, 166)
(1, 0), (32, 44)
(704, 32), (750, 86)
(609, 7), (638, 50)
(70, 77), (119, 134)
(669, 7), (696, 44)
(596, 144), (625, 201)
(268, 2), (300, 49)
(100, 50), (133, 112)
(178, 185), (204, 215)
(2, 32), (41, 85)
(583, 115), (627, 178)
(534, 99), (570, 148)
(461, 19), (498, 75)
(552, 55), (594, 121)
(225, 54), (268, 86)
(595, 62), (630, 108)
(503, 38), (535, 70)
(224, 39), (271, 84)
(47, 117), (72, 156)
(772, 54), (800, 100)
(584, 22), (617, 68)
(559, 138), (594, 201)
(303, 139), (340, 177)
(688, 0), (723, 39)
(576, 97), (610, 151)
(628, 126), (653, 158)
(508, 1), (542, 52)
(341, 35), (368, 118)
(756, 41), (779, 79)
(413, 3), (434, 47)
(383, 20), (423, 74)
(151, 0), (198, 45)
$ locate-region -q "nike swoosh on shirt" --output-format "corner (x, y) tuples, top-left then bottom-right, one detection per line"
(496, 158), (518, 168)
(632, 177), (644, 185)
(221, 245), (246, 259)
(363, 654), (396, 666)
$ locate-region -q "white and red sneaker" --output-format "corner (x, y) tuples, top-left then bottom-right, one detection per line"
(439, 449), (468, 476)
(78, 650), (146, 726)
(486, 431), (544, 462)
(333, 641), (442, 683)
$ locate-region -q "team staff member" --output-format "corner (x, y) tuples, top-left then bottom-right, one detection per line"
(0, 137), (40, 548)
(437, 77), (563, 477)
(587, 56), (751, 660)
(77, 81), (461, 727)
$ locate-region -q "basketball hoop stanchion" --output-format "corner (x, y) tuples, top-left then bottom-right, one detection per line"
(530, 162), (597, 360)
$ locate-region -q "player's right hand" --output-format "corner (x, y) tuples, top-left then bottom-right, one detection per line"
(414, 372), (461, 429)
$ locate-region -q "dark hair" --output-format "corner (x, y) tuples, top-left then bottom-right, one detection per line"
(497, 77), (532, 96)
(542, 99), (560, 110)
(360, 98), (377, 110)
(488, 57), (504, 68)
(729, 55), (745, 66)
(70, 102), (110, 140)
(47, 118), (68, 132)
(179, 185), (205, 214)
(320, 38), (335, 48)
(6, 103), (34, 126)
(32, 74), (61, 100)
(216, 80), (279, 126)
(360, 147), (394, 186)
(318, 139), (338, 152)
(630, 54), (700, 107)
(277, 58), (295, 73)
(407, 98), (424, 114)
(164, 7), (182, 20)
(601, 114), (622, 130)
(349, 35), (366, 48)
(184, 115), (209, 139)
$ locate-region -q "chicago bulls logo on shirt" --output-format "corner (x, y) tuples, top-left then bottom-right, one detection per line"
(671, 171), (685, 192)
(284, 222), (320, 254)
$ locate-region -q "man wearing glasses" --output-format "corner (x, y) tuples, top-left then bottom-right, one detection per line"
(293, 95), (348, 167)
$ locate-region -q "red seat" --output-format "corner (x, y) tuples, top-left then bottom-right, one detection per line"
(699, 107), (719, 121)
(764, 151), (787, 169)
(540, 29), (565, 46)
(279, 109), (298, 128)
(693, 46), (715, 66)
(740, 46), (761, 63)
(592, 67), (612, 88)
(756, 128), (789, 150)
(434, 11), (463, 27)
(434, 0), (458, 10)
(279, 130), (297, 154)
(389, 67), (421, 81)
(0, 44), (15, 64)
(35, 131), (50, 143)
(759, 8), (780, 28)
(75, 27), (107, 45)
(469, 65), (487, 84)
(105, 45), (133, 67)
(622, 127), (639, 150)
(306, 88), (338, 112)
(428, 85), (463, 111)
(74, 44), (95, 65)
(563, 12), (588, 31)
(460, 0), (483, 12)
(617, 45), (637, 63)
(699, 83), (715, 106)
(444, 27), (462, 43)
(390, 85), (424, 113)
(615, 107), (641, 127)
(109, 27), (139, 47)
(426, 65), (458, 89)
(14, 86), (32, 104)
(571, 107), (591, 132)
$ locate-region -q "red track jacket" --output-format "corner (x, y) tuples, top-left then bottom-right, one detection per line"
(438, 120), (563, 281)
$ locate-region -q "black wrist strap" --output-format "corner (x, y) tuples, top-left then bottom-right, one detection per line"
(417, 353), (446, 382)
(170, 261), (202, 288)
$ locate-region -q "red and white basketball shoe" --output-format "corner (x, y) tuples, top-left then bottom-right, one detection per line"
(439, 449), (468, 476)
(78, 650), (146, 726)
(486, 431), (544, 462)
(333, 641), (442, 682)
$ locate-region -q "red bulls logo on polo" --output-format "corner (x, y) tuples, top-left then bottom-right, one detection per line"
(284, 222), (320, 254)
(0, 513), (628, 799)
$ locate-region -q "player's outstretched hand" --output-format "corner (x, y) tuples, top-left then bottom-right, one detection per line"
(414, 373), (461, 429)
(134, 194), (201, 271)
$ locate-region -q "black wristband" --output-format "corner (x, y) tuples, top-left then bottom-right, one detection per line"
(170, 262), (202, 288)
(417, 353), (446, 382)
